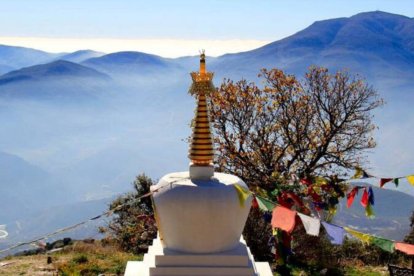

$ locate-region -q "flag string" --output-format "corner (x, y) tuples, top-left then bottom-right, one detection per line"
(252, 193), (414, 255)
(349, 167), (414, 188)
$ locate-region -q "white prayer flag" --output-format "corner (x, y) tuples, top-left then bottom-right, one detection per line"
(298, 213), (321, 236)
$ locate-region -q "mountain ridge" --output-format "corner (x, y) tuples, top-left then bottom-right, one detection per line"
(0, 44), (60, 70)
(208, 11), (414, 82)
(0, 60), (110, 84)
(0, 60), (113, 100)
(59, 50), (105, 63)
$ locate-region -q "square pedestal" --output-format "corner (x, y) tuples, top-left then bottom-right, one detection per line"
(125, 236), (272, 276)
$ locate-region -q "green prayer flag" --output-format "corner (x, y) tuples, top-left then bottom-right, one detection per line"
(256, 195), (276, 212)
(393, 178), (399, 187)
(371, 236), (395, 253)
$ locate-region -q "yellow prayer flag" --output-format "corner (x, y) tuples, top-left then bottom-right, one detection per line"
(314, 177), (328, 185)
(233, 184), (252, 207)
(406, 175), (414, 186)
(351, 168), (363, 179)
(344, 227), (373, 244)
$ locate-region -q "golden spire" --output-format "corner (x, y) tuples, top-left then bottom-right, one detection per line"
(188, 50), (216, 166)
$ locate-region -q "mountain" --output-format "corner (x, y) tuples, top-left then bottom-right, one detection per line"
(334, 183), (414, 240)
(0, 64), (15, 75)
(0, 45), (60, 70)
(0, 60), (109, 84)
(0, 151), (71, 223)
(82, 51), (182, 82)
(210, 11), (414, 84)
(59, 50), (105, 63)
(0, 60), (113, 100)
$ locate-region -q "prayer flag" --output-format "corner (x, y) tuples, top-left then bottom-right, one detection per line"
(300, 178), (312, 186)
(252, 196), (259, 209)
(365, 203), (375, 218)
(379, 178), (393, 188)
(263, 212), (272, 223)
(233, 184), (251, 207)
(393, 178), (399, 187)
(407, 175), (414, 186)
(256, 195), (277, 212)
(352, 167), (370, 179)
(360, 188), (369, 208)
(368, 187), (374, 205)
(371, 236), (394, 253)
(395, 242), (414, 255)
(346, 187), (359, 208)
(344, 227), (373, 244)
(321, 222), (345, 245)
(298, 213), (321, 236)
(314, 177), (328, 185)
(362, 171), (370, 178)
(271, 206), (297, 233)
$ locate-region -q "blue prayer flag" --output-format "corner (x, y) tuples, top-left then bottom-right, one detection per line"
(322, 222), (345, 245)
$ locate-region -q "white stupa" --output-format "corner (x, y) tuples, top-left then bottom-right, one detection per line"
(125, 52), (272, 276)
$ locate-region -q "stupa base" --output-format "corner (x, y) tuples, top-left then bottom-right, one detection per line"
(124, 236), (272, 276)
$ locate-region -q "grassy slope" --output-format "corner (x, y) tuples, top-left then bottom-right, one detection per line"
(0, 241), (142, 275)
(0, 240), (401, 276)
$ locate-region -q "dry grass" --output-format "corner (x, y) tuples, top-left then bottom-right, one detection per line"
(0, 240), (142, 276)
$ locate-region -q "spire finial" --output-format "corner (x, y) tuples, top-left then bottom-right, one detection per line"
(199, 49), (206, 75)
(188, 51), (216, 169)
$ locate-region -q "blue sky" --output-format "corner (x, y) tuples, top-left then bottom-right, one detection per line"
(0, 0), (413, 56)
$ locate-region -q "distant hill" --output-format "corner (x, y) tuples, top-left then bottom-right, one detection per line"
(0, 152), (71, 223)
(0, 64), (15, 75)
(0, 45), (60, 70)
(0, 60), (109, 84)
(59, 50), (105, 63)
(82, 51), (182, 82)
(0, 60), (113, 100)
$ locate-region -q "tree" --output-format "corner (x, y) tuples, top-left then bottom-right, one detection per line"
(105, 174), (157, 254)
(211, 67), (382, 190)
(209, 67), (383, 265)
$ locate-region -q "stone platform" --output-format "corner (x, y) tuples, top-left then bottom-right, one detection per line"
(125, 237), (272, 276)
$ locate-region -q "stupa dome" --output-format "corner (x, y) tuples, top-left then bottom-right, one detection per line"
(151, 172), (251, 253)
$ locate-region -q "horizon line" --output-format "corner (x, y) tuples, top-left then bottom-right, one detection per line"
(0, 37), (273, 58)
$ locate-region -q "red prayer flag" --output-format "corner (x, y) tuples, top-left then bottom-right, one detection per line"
(347, 187), (359, 208)
(271, 206), (297, 233)
(379, 178), (393, 188)
(300, 178), (312, 186)
(252, 196), (259, 209)
(395, 242), (414, 255)
(360, 188), (369, 208)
